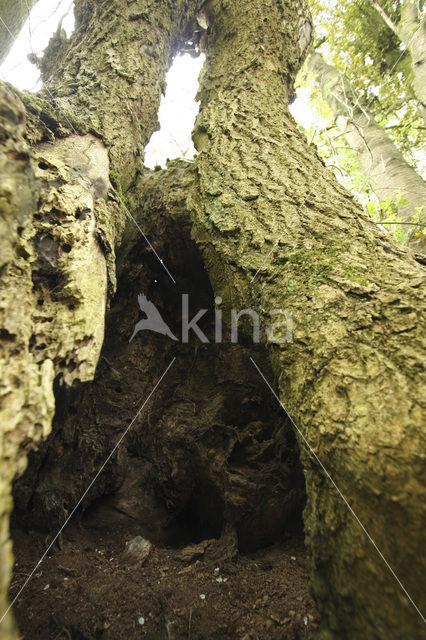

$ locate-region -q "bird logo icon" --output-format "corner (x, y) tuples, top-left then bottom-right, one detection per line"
(129, 294), (178, 342)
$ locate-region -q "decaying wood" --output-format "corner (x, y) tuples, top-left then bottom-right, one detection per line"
(0, 1), (425, 639)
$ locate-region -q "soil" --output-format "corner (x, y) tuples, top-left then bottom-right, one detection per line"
(10, 520), (319, 640)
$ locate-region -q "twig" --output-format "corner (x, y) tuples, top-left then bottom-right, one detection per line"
(188, 607), (192, 640)
(52, 627), (72, 640)
(376, 221), (424, 226)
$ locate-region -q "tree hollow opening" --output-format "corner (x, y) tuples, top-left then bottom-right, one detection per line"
(12, 221), (306, 554)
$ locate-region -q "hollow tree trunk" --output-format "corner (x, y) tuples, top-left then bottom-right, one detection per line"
(1, 1), (425, 640)
(181, 1), (425, 638)
(0, 0), (197, 636)
(307, 52), (426, 254)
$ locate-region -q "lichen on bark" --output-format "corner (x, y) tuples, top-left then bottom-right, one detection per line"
(0, 83), (55, 640)
(0, 1), (200, 637)
(184, 1), (425, 638)
(1, 1), (425, 640)
(40, 0), (200, 192)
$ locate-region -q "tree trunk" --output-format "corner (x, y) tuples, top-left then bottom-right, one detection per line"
(0, 0), (197, 636)
(307, 51), (426, 254)
(398, 0), (426, 120)
(185, 1), (425, 638)
(1, 1), (425, 640)
(0, 0), (38, 64)
(369, 0), (426, 121)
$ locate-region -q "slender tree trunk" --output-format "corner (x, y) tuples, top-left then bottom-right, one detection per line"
(369, 0), (426, 121)
(1, 1), (425, 640)
(398, 0), (426, 118)
(0, 0), (38, 64)
(368, 0), (399, 33)
(307, 52), (426, 254)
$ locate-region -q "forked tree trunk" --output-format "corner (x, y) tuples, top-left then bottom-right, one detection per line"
(0, 1), (425, 640)
(307, 52), (426, 254)
(0, 0), (197, 636)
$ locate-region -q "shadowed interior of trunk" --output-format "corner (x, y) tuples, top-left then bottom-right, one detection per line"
(11, 221), (306, 552)
(7, 220), (321, 639)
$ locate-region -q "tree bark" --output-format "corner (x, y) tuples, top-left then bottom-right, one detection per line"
(0, 81), (115, 640)
(41, 0), (198, 191)
(185, 1), (425, 638)
(1, 1), (425, 640)
(0, 0), (38, 64)
(0, 0), (197, 636)
(398, 0), (426, 119)
(307, 51), (426, 254)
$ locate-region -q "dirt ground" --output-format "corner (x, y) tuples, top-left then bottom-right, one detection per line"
(10, 518), (319, 640)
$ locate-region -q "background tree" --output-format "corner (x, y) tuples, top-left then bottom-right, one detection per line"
(0, 2), (425, 640)
(309, 0), (426, 148)
(298, 0), (426, 249)
(367, 0), (426, 121)
(306, 51), (426, 252)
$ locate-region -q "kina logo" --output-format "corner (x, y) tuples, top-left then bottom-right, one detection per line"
(129, 294), (178, 342)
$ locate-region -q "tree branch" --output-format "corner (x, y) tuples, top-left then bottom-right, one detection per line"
(366, 0), (399, 36)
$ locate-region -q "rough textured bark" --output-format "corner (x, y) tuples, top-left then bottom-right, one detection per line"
(1, 1), (425, 640)
(0, 0), (38, 64)
(41, 0), (198, 191)
(0, 81), (114, 640)
(307, 52), (426, 254)
(0, 0), (197, 636)
(0, 83), (45, 640)
(184, 1), (425, 638)
(369, 0), (426, 121)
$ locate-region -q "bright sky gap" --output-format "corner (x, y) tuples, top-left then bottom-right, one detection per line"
(0, 1), (318, 169)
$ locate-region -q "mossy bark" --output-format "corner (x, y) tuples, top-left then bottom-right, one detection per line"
(0, 81), (113, 640)
(0, 82), (46, 640)
(184, 1), (425, 638)
(1, 1), (426, 640)
(0, 1), (197, 637)
(41, 0), (199, 191)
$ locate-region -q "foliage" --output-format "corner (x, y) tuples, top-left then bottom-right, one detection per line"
(365, 197), (425, 243)
(307, 0), (426, 166)
(366, 191), (410, 243)
(297, 0), (426, 244)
